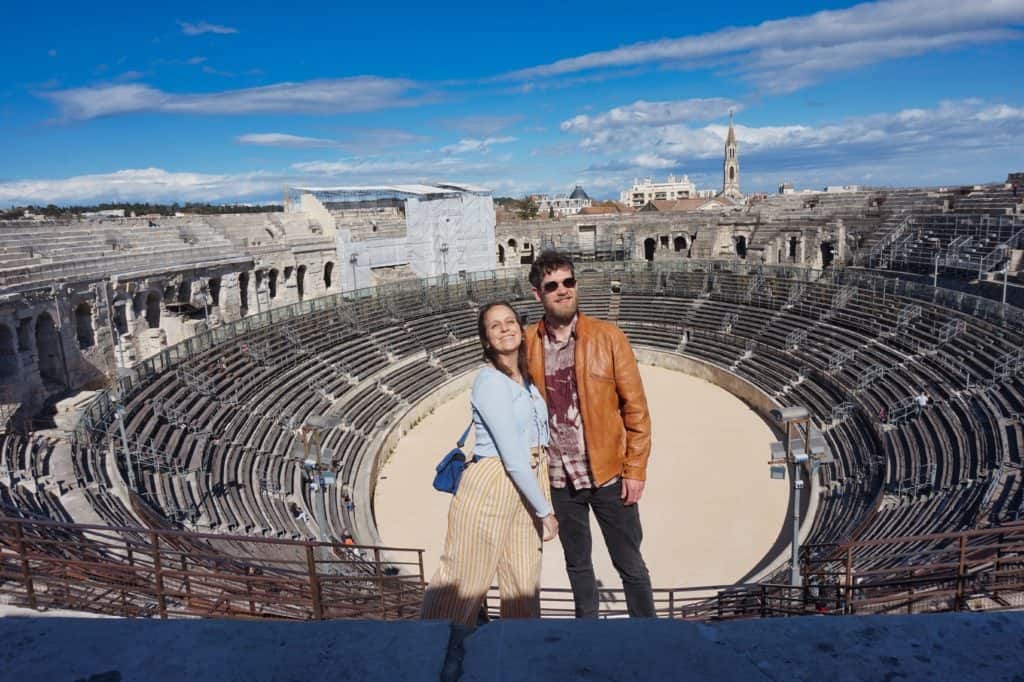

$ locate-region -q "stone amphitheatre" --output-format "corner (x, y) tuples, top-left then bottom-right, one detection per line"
(1, 173), (1024, 633)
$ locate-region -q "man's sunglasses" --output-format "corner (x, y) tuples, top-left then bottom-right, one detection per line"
(541, 277), (577, 293)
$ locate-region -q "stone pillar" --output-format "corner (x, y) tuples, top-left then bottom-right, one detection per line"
(219, 272), (242, 323)
(136, 328), (168, 361)
(835, 219), (847, 265)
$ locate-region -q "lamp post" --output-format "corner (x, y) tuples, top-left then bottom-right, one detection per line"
(348, 253), (359, 292)
(440, 242), (449, 275)
(768, 406), (833, 588)
(114, 404), (137, 490)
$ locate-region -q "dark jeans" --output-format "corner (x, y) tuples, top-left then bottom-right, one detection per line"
(551, 480), (655, 618)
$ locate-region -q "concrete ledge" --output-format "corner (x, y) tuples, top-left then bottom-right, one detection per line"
(2, 612), (1022, 681)
(0, 617), (451, 681)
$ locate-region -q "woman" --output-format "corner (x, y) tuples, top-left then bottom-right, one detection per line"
(421, 301), (559, 626)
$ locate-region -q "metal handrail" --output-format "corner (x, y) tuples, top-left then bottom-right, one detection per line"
(0, 515), (425, 620)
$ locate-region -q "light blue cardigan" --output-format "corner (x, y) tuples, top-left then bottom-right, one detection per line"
(470, 365), (552, 517)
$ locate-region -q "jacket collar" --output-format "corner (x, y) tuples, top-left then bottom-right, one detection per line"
(537, 310), (589, 339)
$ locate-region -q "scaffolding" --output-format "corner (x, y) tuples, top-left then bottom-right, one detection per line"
(936, 318), (967, 345)
(828, 348), (856, 373)
(896, 304), (922, 330)
(886, 396), (921, 426)
(856, 364), (885, 391)
(992, 349), (1024, 382)
(721, 312), (739, 334)
(786, 328), (807, 351)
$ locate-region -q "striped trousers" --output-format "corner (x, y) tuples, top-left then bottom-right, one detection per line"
(421, 452), (550, 627)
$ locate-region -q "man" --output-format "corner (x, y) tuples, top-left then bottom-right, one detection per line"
(524, 250), (655, 618)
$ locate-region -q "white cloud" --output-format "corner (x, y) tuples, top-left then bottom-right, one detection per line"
(179, 21), (239, 36)
(440, 136), (517, 154)
(236, 133), (338, 148)
(292, 156), (492, 176)
(500, 0), (1024, 92)
(630, 154), (678, 169)
(41, 77), (425, 121)
(561, 98), (740, 133)
(0, 168), (280, 205)
(567, 98), (1024, 162)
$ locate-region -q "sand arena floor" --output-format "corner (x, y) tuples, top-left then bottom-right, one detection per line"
(374, 365), (787, 591)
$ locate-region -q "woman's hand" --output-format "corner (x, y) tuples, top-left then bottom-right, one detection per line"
(541, 513), (559, 541)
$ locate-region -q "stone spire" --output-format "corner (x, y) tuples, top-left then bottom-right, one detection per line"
(721, 110), (742, 200)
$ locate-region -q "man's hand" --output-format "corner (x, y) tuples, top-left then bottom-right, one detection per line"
(541, 514), (559, 541)
(621, 478), (645, 506)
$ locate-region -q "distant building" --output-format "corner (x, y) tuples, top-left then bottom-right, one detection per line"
(620, 175), (709, 208)
(536, 186), (592, 216)
(82, 209), (126, 219)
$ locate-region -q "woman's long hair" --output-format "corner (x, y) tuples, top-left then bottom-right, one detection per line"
(477, 301), (531, 386)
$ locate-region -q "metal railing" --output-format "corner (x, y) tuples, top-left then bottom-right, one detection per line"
(0, 515), (424, 620)
(802, 521), (1024, 616)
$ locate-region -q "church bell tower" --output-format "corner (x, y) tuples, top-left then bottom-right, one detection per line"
(722, 111), (742, 200)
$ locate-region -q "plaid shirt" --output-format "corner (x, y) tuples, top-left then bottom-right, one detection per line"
(543, 315), (594, 490)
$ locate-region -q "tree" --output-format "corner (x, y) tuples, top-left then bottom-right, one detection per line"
(516, 197), (539, 220)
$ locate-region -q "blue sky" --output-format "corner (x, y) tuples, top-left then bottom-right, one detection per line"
(1, 0), (1023, 205)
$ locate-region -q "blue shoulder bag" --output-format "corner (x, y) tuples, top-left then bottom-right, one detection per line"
(432, 421), (474, 494)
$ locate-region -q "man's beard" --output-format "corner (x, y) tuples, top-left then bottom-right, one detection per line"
(546, 300), (578, 325)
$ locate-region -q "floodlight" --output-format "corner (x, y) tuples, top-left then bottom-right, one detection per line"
(771, 406), (809, 422)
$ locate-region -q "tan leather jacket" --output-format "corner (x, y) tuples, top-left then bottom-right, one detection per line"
(525, 312), (652, 484)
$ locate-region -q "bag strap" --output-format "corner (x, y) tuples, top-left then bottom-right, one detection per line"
(457, 420), (473, 448)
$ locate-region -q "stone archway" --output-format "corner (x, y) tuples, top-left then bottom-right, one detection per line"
(268, 269), (279, 299)
(644, 238), (656, 261)
(35, 313), (63, 387)
(735, 235), (748, 258)
(674, 235), (688, 252)
(145, 291), (161, 329)
(297, 265), (307, 301)
(238, 272), (250, 314)
(74, 302), (95, 349)
(323, 262), (334, 290)
(0, 325), (17, 380)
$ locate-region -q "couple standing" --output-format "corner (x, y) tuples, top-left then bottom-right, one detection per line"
(421, 250), (655, 625)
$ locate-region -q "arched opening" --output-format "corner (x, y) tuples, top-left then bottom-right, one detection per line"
(268, 269), (279, 299)
(177, 281), (190, 304)
(673, 236), (688, 252)
(820, 241), (835, 269)
(74, 302), (95, 349)
(323, 262), (334, 289)
(789, 236), (799, 262)
(659, 235), (669, 248)
(519, 244), (534, 265)
(729, 167), (735, 180)
(284, 266), (294, 285)
(296, 265), (307, 301)
(238, 272), (250, 314)
(112, 300), (128, 335)
(35, 313), (63, 387)
(145, 291), (161, 329)
(0, 326), (17, 379)
(497, 244), (506, 265)
(208, 278), (221, 306)
(508, 238), (517, 250)
(17, 318), (32, 351)
(644, 238), (656, 261)
(735, 235), (747, 258)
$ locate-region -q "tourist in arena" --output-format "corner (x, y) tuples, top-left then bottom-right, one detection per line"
(526, 250), (656, 618)
(420, 301), (559, 627)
